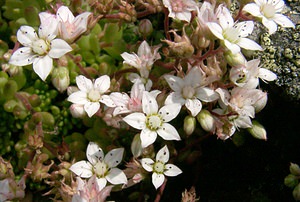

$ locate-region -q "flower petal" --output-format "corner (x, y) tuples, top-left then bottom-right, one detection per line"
(95, 177), (107, 191)
(237, 38), (263, 51)
(137, 41), (151, 58)
(142, 91), (158, 115)
(165, 92), (185, 105)
(152, 173), (165, 189)
(9, 47), (35, 66)
(258, 68), (277, 82)
(184, 67), (203, 87)
(196, 87), (219, 102)
(32, 55), (53, 81)
(224, 40), (241, 54)
(86, 142), (104, 165)
(273, 14), (295, 28)
(140, 158), (154, 172)
(121, 52), (140, 69)
(164, 164), (182, 177)
(84, 101), (100, 117)
(69, 161), (93, 178)
(158, 103), (181, 122)
(185, 98), (202, 117)
(48, 39), (72, 58)
(156, 145), (169, 163)
(106, 168), (127, 185)
(261, 18), (278, 35)
(76, 75), (93, 92)
(100, 95), (116, 107)
(67, 91), (88, 104)
(94, 75), (110, 94)
(207, 22), (224, 40)
(218, 6), (234, 29)
(104, 148), (124, 168)
(164, 75), (184, 92)
(242, 3), (262, 17)
(123, 113), (146, 130)
(157, 123), (181, 141)
(17, 26), (38, 46)
(140, 128), (157, 148)
(57, 6), (75, 22)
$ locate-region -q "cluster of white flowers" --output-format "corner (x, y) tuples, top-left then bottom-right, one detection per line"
(7, 0), (295, 199)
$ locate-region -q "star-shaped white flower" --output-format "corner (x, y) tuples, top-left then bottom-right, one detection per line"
(67, 75), (115, 117)
(207, 5), (262, 54)
(121, 40), (161, 79)
(9, 25), (72, 81)
(141, 145), (182, 189)
(162, 0), (197, 22)
(69, 142), (127, 191)
(123, 91), (181, 148)
(164, 67), (219, 117)
(243, 0), (295, 35)
(230, 58), (277, 89)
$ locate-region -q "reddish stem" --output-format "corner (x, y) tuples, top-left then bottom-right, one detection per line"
(154, 178), (168, 202)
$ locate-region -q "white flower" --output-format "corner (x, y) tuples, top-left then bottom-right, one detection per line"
(207, 5), (262, 54)
(121, 41), (161, 79)
(141, 145), (182, 189)
(162, 0), (197, 22)
(123, 91), (181, 148)
(69, 142), (127, 191)
(243, 0), (295, 35)
(56, 6), (92, 43)
(230, 58), (277, 89)
(164, 67), (219, 117)
(67, 75), (115, 117)
(9, 25), (72, 81)
(196, 1), (218, 37)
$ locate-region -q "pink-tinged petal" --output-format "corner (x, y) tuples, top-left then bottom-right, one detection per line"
(159, 103), (181, 122)
(84, 102), (100, 117)
(262, 18), (278, 35)
(156, 145), (169, 163)
(152, 173), (165, 189)
(242, 3), (262, 17)
(224, 40), (241, 54)
(164, 164), (182, 177)
(9, 47), (35, 66)
(215, 88), (230, 106)
(140, 158), (154, 172)
(258, 68), (277, 82)
(32, 55), (53, 81)
(123, 113), (146, 130)
(17, 26), (38, 46)
(142, 91), (158, 115)
(185, 99), (202, 117)
(131, 80), (145, 99)
(56, 6), (75, 22)
(86, 142), (104, 165)
(100, 95), (116, 107)
(68, 91), (88, 104)
(207, 22), (224, 40)
(104, 148), (124, 168)
(140, 128), (157, 148)
(157, 123), (181, 141)
(165, 92), (185, 105)
(137, 41), (151, 57)
(237, 38), (263, 51)
(196, 87), (219, 102)
(184, 67), (203, 87)
(95, 177), (107, 191)
(76, 75), (93, 92)
(73, 12), (92, 32)
(69, 161), (93, 178)
(234, 115), (252, 129)
(164, 75), (184, 92)
(48, 39), (72, 58)
(273, 14), (295, 28)
(94, 75), (110, 93)
(121, 52), (140, 68)
(106, 168), (127, 185)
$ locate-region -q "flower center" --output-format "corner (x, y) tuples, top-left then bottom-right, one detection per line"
(171, 0), (185, 12)
(32, 39), (49, 55)
(261, 4), (276, 18)
(182, 85), (195, 99)
(223, 27), (240, 43)
(87, 89), (101, 102)
(153, 161), (165, 174)
(93, 161), (108, 178)
(146, 114), (162, 130)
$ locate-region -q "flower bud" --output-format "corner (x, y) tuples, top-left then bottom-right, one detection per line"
(225, 51), (246, 66)
(253, 91), (267, 113)
(131, 133), (143, 157)
(70, 104), (86, 118)
(247, 120), (267, 140)
(139, 19), (153, 37)
(197, 109), (215, 132)
(28, 94), (42, 107)
(290, 163), (300, 176)
(293, 183), (300, 201)
(184, 115), (196, 136)
(52, 66), (70, 93)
